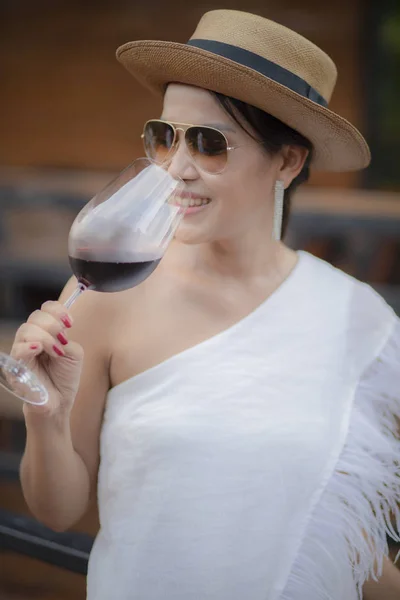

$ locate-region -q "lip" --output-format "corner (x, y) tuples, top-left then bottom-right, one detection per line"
(175, 191), (209, 200)
(182, 204), (211, 216)
(171, 198), (212, 216)
(172, 192), (212, 215)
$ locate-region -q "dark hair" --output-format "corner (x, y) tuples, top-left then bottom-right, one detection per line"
(211, 92), (314, 238)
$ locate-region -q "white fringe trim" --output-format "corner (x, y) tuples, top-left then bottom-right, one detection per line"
(280, 321), (400, 600)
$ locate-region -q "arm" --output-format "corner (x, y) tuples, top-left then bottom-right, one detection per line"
(363, 556), (400, 600)
(19, 277), (113, 531)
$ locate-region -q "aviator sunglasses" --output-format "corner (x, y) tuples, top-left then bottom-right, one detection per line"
(141, 119), (242, 175)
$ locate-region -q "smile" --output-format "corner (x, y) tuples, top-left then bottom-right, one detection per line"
(173, 197), (212, 207)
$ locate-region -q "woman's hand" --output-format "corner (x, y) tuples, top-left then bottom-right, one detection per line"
(10, 301), (84, 418)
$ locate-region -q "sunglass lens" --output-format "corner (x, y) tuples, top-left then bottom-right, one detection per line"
(143, 121), (175, 164)
(186, 127), (228, 173)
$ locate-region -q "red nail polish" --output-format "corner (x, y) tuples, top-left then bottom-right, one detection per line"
(61, 315), (72, 328)
(53, 345), (65, 357)
(57, 332), (68, 346)
(30, 344), (39, 350)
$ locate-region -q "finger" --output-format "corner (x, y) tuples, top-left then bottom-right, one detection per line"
(10, 340), (44, 363)
(16, 324), (83, 362)
(12, 324), (67, 359)
(26, 310), (69, 345)
(40, 301), (73, 329)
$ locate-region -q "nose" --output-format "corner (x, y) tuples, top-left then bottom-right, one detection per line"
(166, 130), (199, 181)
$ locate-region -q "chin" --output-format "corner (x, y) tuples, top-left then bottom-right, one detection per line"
(174, 220), (220, 245)
(174, 228), (211, 245)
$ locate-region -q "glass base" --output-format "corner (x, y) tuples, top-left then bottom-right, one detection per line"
(0, 352), (48, 405)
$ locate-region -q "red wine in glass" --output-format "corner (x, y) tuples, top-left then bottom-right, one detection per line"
(69, 251), (162, 293)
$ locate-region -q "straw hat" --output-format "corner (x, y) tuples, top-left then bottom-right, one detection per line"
(116, 9), (370, 172)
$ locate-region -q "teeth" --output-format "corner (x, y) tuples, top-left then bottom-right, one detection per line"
(174, 197), (211, 207)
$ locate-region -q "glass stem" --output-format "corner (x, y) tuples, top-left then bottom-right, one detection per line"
(63, 283), (87, 309)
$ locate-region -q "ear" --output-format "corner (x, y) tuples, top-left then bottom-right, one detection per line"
(278, 145), (309, 187)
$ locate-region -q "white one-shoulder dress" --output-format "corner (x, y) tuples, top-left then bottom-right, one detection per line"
(87, 251), (400, 599)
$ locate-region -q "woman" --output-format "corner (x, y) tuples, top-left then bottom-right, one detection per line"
(13, 9), (400, 600)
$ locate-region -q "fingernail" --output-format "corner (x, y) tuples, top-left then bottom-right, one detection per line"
(30, 344), (39, 350)
(53, 345), (65, 357)
(61, 315), (72, 328)
(57, 332), (68, 346)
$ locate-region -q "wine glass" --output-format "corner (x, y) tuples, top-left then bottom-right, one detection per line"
(0, 157), (187, 406)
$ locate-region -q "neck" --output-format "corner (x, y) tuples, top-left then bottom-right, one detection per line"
(171, 231), (293, 283)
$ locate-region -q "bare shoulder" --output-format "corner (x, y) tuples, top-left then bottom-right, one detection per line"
(59, 275), (143, 364)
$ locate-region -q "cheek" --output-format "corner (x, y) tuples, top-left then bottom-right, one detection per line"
(209, 159), (273, 213)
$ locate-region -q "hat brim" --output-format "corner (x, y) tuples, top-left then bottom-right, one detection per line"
(116, 40), (371, 172)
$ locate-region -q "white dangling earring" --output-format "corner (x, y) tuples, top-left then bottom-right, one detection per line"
(272, 180), (285, 241)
